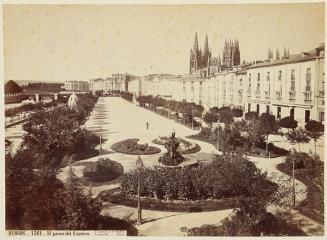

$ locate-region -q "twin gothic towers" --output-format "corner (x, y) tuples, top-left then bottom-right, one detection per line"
(189, 32), (240, 76)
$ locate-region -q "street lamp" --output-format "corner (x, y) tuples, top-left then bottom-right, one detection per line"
(136, 156), (144, 225)
(191, 107), (195, 130)
(216, 121), (220, 151)
(292, 158), (296, 208)
(99, 121), (103, 155)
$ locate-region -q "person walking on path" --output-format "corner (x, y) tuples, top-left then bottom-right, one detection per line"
(146, 121), (149, 130)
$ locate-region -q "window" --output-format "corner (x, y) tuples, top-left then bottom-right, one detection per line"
(305, 110), (310, 123)
(320, 112), (324, 123)
(248, 103), (251, 112)
(306, 68), (311, 91)
(266, 105), (270, 113)
(256, 104), (260, 115)
(290, 108), (294, 120)
(290, 69), (295, 91)
(277, 107), (281, 119)
(257, 73), (260, 81)
(267, 72), (270, 81)
(278, 71), (282, 81)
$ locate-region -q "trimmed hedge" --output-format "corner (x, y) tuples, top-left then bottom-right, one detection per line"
(111, 138), (161, 155)
(98, 189), (239, 212)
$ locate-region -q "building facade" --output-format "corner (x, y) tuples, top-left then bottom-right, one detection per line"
(126, 42), (325, 125)
(64, 81), (89, 92)
(89, 73), (135, 93)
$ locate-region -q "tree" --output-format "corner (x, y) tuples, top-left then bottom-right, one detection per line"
(231, 108), (243, 118)
(259, 113), (279, 154)
(203, 112), (219, 124)
(286, 127), (310, 151)
(5, 80), (22, 94)
(278, 116), (298, 132)
(246, 119), (265, 150)
(245, 111), (258, 121)
(305, 120), (324, 155)
(218, 108), (234, 125)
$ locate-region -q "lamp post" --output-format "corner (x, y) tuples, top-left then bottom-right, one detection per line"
(136, 156), (144, 225)
(99, 121), (103, 155)
(191, 107), (195, 130)
(216, 123), (220, 151)
(292, 158), (296, 208)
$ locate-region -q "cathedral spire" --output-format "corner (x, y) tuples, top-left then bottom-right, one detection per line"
(203, 34), (209, 53)
(193, 32), (199, 51)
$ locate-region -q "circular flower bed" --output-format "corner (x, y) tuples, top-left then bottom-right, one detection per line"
(111, 138), (161, 155)
(120, 154), (278, 201)
(83, 158), (124, 182)
(153, 136), (201, 154)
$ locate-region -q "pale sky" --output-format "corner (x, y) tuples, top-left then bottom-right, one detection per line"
(3, 3), (325, 82)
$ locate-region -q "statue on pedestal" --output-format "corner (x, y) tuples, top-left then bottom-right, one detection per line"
(68, 92), (78, 109)
(159, 131), (185, 166)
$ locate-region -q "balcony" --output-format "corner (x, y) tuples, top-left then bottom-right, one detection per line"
(289, 91), (296, 101)
(303, 91), (312, 102)
(275, 91), (282, 100)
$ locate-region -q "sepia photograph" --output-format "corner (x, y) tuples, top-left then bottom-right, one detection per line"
(2, 0), (325, 237)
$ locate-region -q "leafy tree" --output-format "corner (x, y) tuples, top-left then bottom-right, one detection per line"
(259, 113), (279, 154)
(5, 80), (22, 94)
(246, 119), (265, 149)
(286, 127), (310, 151)
(218, 109), (234, 125)
(305, 120), (324, 155)
(203, 112), (219, 124)
(231, 108), (243, 118)
(278, 116), (298, 131)
(218, 126), (245, 153)
(245, 111), (258, 121)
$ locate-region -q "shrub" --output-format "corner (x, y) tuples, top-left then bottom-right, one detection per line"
(278, 116), (298, 129)
(285, 151), (323, 178)
(305, 120), (324, 133)
(83, 158), (124, 182)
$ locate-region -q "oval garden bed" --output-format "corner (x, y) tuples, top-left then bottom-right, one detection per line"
(114, 156), (278, 212)
(153, 136), (201, 154)
(111, 138), (161, 155)
(98, 188), (239, 212)
(83, 158), (124, 182)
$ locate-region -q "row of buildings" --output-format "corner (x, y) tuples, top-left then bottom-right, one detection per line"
(89, 73), (136, 93)
(125, 35), (325, 126)
(63, 80), (89, 92)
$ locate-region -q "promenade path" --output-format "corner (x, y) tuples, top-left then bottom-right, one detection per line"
(57, 97), (323, 236)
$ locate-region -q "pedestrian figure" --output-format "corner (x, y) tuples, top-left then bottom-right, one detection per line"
(146, 122), (149, 130)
